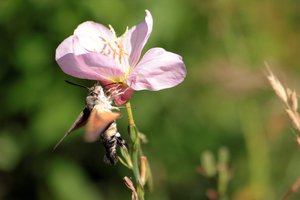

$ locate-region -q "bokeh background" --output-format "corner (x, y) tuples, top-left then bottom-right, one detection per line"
(1, 0), (300, 199)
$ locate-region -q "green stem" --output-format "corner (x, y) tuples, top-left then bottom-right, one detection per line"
(126, 102), (144, 200)
(217, 147), (229, 200)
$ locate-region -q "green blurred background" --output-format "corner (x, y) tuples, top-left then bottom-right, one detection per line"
(1, 0), (300, 199)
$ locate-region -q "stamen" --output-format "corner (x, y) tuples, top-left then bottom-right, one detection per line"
(100, 43), (110, 57)
(114, 41), (128, 64)
(109, 24), (117, 38)
(120, 26), (129, 39)
(107, 42), (118, 60)
(106, 85), (124, 100)
(99, 25), (129, 65)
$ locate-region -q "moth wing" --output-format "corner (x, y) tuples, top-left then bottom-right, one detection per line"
(85, 108), (121, 142)
(53, 107), (91, 150)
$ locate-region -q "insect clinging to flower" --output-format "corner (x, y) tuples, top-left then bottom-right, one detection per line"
(54, 81), (126, 165)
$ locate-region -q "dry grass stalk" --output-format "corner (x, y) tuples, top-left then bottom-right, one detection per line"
(285, 109), (300, 130)
(267, 69), (288, 104)
(266, 68), (300, 132)
(286, 88), (298, 112)
(266, 67), (300, 200)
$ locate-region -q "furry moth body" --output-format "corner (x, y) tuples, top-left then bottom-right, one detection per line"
(54, 82), (126, 165)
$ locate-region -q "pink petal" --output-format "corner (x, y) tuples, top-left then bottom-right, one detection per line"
(56, 36), (124, 81)
(128, 48), (186, 91)
(56, 35), (75, 60)
(74, 21), (113, 38)
(124, 10), (153, 67)
(74, 21), (114, 53)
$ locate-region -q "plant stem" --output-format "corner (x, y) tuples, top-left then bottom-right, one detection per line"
(125, 102), (144, 200)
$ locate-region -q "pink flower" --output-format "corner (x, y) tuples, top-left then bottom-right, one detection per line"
(56, 10), (186, 105)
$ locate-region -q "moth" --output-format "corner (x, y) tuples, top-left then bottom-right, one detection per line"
(54, 81), (126, 165)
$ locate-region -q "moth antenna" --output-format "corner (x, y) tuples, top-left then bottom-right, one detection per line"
(65, 80), (89, 90)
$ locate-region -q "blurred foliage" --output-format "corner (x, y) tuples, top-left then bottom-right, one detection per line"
(1, 0), (300, 199)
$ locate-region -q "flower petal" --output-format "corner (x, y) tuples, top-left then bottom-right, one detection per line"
(124, 10), (153, 67)
(74, 21), (113, 38)
(128, 48), (186, 91)
(74, 21), (114, 53)
(56, 35), (75, 60)
(56, 36), (124, 81)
